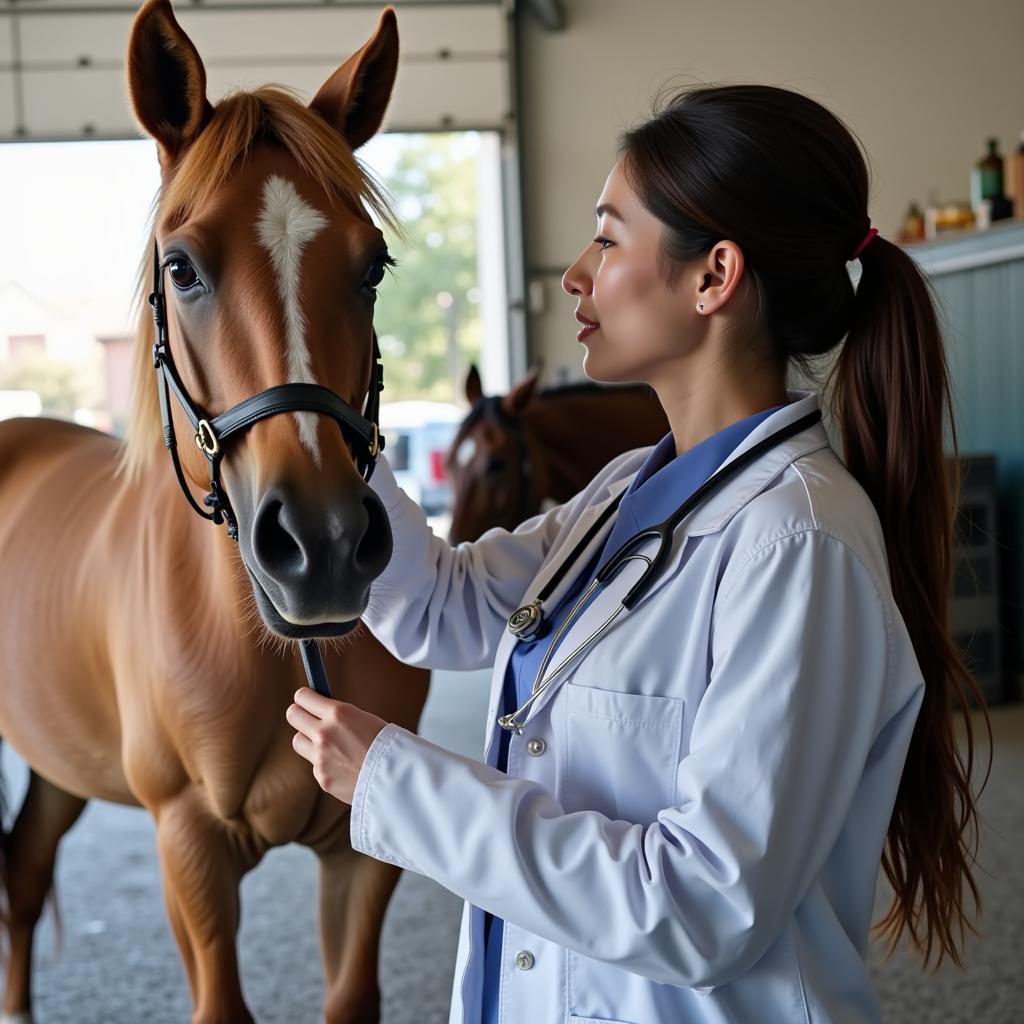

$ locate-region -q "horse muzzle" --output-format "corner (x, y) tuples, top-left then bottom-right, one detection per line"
(238, 480), (393, 638)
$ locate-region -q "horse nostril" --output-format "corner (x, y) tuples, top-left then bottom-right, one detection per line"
(353, 492), (392, 575)
(253, 495), (303, 576)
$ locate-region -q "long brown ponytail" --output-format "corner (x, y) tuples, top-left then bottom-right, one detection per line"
(834, 233), (991, 969)
(620, 82), (992, 971)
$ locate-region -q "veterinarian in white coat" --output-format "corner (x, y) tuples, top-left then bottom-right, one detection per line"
(340, 386), (924, 1024)
(288, 84), (980, 1024)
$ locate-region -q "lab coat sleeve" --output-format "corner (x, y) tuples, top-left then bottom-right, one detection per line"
(360, 450), (632, 670)
(350, 528), (923, 988)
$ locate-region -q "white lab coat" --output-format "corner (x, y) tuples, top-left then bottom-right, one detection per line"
(351, 390), (925, 1024)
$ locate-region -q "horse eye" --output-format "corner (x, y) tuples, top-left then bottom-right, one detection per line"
(168, 259), (200, 291)
(455, 437), (476, 467)
(484, 456), (505, 476)
(364, 260), (387, 289)
(363, 252), (396, 292)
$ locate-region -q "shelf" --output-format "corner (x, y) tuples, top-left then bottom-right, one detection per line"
(900, 216), (1024, 277)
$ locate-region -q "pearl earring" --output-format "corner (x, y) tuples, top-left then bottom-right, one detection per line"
(698, 303), (704, 312)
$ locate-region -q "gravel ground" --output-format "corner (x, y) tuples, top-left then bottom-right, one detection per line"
(2, 669), (1021, 1023)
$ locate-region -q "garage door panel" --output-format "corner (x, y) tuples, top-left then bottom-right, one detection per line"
(15, 6), (504, 65)
(0, 71), (14, 137)
(3, 4), (507, 140)
(20, 68), (135, 139)
(19, 14), (131, 65)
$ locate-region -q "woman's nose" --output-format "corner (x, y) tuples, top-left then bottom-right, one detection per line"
(561, 246), (593, 297)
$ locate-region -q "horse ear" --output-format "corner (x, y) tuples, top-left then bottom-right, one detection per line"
(465, 364), (483, 405)
(309, 7), (399, 150)
(501, 361), (543, 417)
(126, 0), (213, 172)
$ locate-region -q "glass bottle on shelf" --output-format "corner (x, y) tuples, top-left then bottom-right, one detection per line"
(970, 138), (1003, 212)
(898, 201), (925, 243)
(1012, 130), (1024, 220)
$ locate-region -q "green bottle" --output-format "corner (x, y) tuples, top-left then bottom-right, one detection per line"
(971, 137), (1004, 210)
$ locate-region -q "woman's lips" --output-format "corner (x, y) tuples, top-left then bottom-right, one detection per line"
(577, 322), (600, 342)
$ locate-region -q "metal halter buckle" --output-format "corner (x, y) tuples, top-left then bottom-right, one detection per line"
(369, 422), (380, 459)
(194, 419), (220, 457)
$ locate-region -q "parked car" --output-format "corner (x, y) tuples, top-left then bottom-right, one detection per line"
(378, 401), (463, 517)
(0, 390), (42, 419)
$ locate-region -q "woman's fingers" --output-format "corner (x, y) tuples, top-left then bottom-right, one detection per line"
(286, 700), (322, 736)
(293, 686), (334, 716)
(291, 729), (316, 762)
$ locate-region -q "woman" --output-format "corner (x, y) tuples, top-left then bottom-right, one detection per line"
(287, 83), (989, 1023)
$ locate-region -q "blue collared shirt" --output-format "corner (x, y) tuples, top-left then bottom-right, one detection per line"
(480, 402), (787, 1023)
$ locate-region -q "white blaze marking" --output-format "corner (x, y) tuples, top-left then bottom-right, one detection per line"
(256, 174), (328, 465)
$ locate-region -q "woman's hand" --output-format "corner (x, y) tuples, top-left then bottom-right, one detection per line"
(286, 688), (389, 804)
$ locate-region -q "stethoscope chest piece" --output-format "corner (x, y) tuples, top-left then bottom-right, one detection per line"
(508, 599), (544, 640)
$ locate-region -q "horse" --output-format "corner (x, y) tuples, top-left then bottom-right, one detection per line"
(445, 363), (670, 542)
(0, 4), (429, 1022)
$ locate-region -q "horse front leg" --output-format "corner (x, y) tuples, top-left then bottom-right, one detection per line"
(154, 787), (262, 1024)
(316, 841), (403, 1024)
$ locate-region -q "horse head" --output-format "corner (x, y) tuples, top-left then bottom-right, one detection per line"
(446, 362), (544, 543)
(124, 0), (401, 638)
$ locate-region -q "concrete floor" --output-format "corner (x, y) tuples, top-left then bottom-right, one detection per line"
(3, 667), (1022, 1023)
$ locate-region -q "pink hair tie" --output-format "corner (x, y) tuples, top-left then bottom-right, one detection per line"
(849, 225), (879, 261)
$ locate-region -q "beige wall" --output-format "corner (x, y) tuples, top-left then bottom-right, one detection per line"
(517, 0), (1024, 382)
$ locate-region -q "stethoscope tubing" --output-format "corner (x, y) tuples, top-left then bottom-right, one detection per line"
(496, 554), (650, 733)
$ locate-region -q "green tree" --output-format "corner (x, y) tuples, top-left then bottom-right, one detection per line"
(0, 354), (81, 416)
(372, 133), (483, 402)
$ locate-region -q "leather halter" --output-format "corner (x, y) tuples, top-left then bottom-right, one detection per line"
(148, 240), (386, 542)
(147, 240), (388, 696)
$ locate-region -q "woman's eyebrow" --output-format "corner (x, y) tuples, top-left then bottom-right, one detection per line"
(595, 203), (625, 222)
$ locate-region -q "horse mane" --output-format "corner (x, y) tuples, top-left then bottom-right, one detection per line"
(117, 85), (400, 481)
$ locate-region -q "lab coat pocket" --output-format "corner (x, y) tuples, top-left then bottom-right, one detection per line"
(562, 681), (683, 824)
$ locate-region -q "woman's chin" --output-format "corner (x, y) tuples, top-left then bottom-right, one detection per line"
(581, 350), (632, 385)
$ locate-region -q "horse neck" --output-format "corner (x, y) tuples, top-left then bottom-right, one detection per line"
(133, 460), (254, 654)
(520, 389), (666, 499)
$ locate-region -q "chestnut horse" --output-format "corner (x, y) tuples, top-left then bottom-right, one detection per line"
(446, 364), (670, 542)
(0, 4), (428, 1022)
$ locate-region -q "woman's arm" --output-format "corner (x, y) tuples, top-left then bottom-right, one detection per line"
(350, 528), (925, 987)
(360, 450), (642, 671)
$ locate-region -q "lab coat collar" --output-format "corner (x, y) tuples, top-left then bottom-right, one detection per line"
(682, 389), (828, 536)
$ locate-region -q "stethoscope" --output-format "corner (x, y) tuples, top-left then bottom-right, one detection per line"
(496, 409), (822, 734)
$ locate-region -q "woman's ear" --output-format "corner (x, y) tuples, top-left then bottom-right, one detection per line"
(126, 0), (213, 173)
(308, 6), (399, 150)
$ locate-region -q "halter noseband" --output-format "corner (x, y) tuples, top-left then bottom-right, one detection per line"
(147, 240), (386, 542)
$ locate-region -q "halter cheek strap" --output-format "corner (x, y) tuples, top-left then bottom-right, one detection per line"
(148, 240), (386, 543)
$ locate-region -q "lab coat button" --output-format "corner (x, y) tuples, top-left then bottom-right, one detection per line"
(515, 950), (535, 970)
(526, 737), (546, 756)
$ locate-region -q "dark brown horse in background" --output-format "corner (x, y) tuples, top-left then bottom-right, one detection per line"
(0, 4), (427, 1022)
(446, 363), (670, 542)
